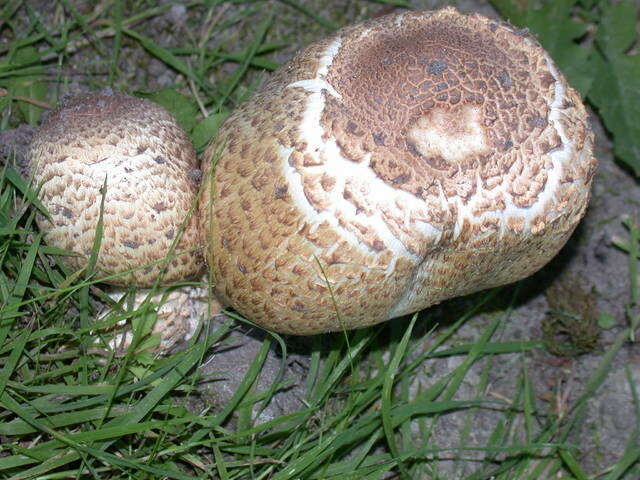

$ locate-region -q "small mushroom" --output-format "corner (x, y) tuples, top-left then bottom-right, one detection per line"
(201, 7), (597, 334)
(27, 89), (212, 350)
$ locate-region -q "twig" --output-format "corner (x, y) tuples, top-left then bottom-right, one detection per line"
(0, 88), (54, 109)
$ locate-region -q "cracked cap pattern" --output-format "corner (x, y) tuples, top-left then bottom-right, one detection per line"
(29, 90), (204, 286)
(202, 7), (597, 334)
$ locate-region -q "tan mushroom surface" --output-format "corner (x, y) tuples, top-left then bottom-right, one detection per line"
(28, 90), (212, 352)
(28, 90), (204, 286)
(201, 7), (597, 335)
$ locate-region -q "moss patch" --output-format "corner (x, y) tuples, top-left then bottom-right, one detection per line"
(542, 276), (600, 356)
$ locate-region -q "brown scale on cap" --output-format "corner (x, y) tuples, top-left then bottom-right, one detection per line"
(28, 90), (203, 286)
(202, 7), (597, 334)
(321, 11), (557, 205)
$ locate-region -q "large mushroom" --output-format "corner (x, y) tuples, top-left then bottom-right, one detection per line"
(27, 89), (211, 350)
(201, 7), (597, 334)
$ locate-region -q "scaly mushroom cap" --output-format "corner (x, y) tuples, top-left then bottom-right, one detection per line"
(29, 90), (203, 286)
(202, 7), (597, 334)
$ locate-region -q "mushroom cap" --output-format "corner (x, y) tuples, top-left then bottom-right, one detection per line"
(201, 7), (597, 334)
(28, 90), (203, 286)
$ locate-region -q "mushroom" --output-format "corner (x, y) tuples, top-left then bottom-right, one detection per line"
(27, 89), (213, 350)
(201, 7), (597, 334)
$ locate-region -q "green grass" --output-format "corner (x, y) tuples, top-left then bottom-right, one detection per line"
(1, 1), (639, 479)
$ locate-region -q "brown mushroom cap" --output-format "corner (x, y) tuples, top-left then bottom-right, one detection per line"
(202, 7), (597, 334)
(28, 90), (203, 286)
